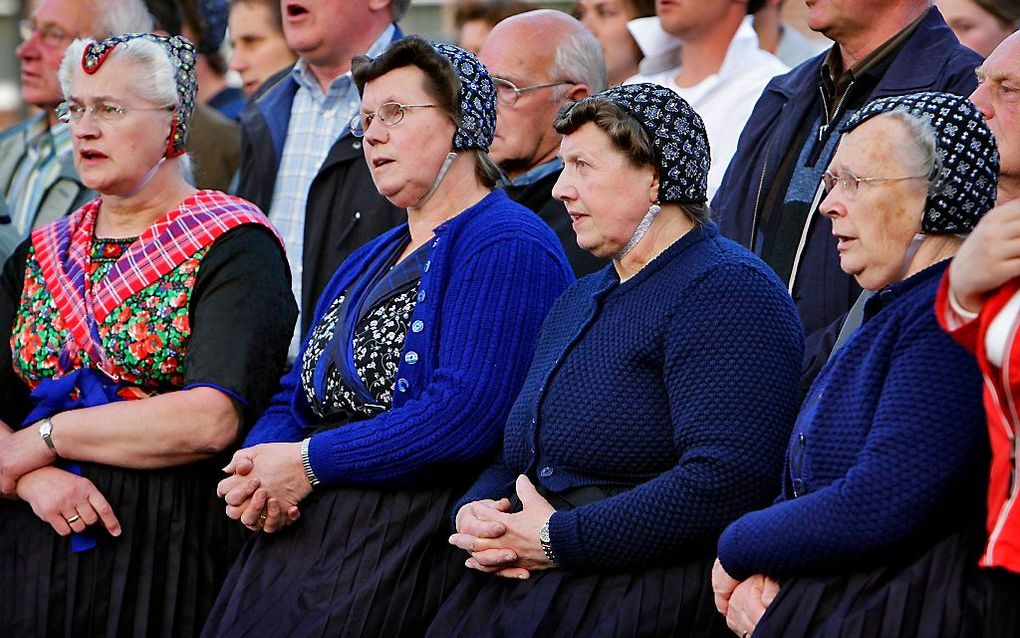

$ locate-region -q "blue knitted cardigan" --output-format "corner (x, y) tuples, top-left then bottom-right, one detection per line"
(717, 260), (988, 581)
(245, 190), (574, 486)
(458, 222), (805, 571)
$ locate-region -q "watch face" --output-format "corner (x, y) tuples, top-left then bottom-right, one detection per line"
(539, 523), (551, 543)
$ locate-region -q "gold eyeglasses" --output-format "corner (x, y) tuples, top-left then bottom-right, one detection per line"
(350, 102), (438, 137)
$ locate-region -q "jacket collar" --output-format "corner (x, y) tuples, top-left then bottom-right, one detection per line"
(244, 23), (406, 163)
(766, 7), (958, 101)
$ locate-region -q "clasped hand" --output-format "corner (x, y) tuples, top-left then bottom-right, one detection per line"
(448, 474), (556, 580)
(711, 558), (779, 637)
(0, 422), (59, 497)
(216, 442), (308, 533)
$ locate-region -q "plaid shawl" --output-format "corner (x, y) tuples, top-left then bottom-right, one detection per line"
(31, 189), (282, 378)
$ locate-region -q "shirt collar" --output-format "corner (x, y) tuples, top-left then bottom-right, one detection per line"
(290, 23), (397, 99)
(820, 11), (927, 100)
(502, 157), (563, 188)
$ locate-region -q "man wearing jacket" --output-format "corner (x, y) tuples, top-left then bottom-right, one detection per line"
(713, 0), (981, 374)
(235, 0), (409, 348)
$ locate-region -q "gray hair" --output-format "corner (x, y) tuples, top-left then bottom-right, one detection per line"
(876, 109), (942, 198)
(550, 25), (608, 94)
(59, 37), (193, 181)
(93, 0), (155, 38)
(392, 0), (412, 21)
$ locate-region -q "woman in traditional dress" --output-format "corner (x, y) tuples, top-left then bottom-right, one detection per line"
(0, 34), (295, 636)
(203, 37), (573, 637)
(426, 83), (805, 637)
(713, 92), (996, 637)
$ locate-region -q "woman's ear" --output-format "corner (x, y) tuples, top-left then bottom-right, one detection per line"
(648, 168), (660, 204)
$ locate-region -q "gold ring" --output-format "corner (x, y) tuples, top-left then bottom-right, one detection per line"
(258, 514), (267, 524)
(66, 514), (81, 524)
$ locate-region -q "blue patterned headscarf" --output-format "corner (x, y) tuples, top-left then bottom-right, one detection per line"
(843, 92), (999, 235)
(559, 83), (711, 205)
(81, 33), (198, 158)
(430, 41), (497, 152)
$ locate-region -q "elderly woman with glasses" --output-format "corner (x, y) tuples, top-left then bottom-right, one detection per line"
(424, 84), (804, 637)
(0, 34), (296, 636)
(712, 92), (997, 638)
(203, 36), (573, 637)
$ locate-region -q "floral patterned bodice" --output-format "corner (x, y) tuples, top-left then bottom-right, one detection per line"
(11, 238), (206, 391)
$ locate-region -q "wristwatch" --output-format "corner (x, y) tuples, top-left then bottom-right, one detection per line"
(539, 517), (557, 565)
(300, 437), (321, 489)
(38, 418), (57, 454)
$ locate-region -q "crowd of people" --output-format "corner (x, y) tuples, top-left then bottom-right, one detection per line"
(0, 0), (1018, 636)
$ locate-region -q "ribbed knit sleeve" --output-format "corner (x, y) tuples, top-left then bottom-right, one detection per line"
(306, 236), (571, 486)
(717, 305), (986, 580)
(548, 264), (803, 571)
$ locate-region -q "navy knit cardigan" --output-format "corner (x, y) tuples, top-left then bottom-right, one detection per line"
(717, 261), (988, 581)
(245, 190), (574, 486)
(458, 223), (805, 571)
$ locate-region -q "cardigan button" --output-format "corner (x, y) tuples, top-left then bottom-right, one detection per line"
(404, 351), (418, 365)
(411, 320), (424, 333)
(396, 378), (409, 393)
(539, 466), (554, 478)
(417, 290), (426, 303)
(423, 260), (431, 273)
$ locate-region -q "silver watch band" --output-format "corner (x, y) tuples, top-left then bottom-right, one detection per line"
(301, 437), (321, 488)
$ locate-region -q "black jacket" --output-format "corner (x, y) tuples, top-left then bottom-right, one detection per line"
(503, 168), (605, 277)
(235, 63), (404, 336)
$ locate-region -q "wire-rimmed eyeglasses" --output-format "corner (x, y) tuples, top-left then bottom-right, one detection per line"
(492, 78), (572, 107)
(18, 20), (77, 48)
(56, 101), (176, 124)
(822, 169), (930, 196)
(350, 102), (438, 137)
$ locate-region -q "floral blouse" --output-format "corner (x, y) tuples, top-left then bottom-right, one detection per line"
(12, 238), (202, 391)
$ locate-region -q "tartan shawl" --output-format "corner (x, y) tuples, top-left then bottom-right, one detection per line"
(31, 189), (283, 378)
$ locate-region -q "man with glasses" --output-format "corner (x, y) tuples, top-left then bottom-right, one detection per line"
(478, 9), (607, 276)
(0, 0), (152, 263)
(233, 0), (409, 353)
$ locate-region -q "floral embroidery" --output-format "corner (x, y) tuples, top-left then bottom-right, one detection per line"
(301, 284), (418, 420)
(10, 238), (206, 391)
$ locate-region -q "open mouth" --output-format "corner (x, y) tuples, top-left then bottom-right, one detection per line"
(285, 2), (309, 17)
(833, 233), (856, 250)
(372, 158), (395, 169)
(80, 149), (108, 161)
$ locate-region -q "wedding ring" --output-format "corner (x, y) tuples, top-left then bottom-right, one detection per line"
(66, 514), (81, 524)
(258, 514), (267, 525)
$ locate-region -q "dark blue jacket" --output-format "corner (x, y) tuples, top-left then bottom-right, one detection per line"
(234, 26), (406, 335)
(712, 8), (980, 361)
(458, 223), (804, 572)
(717, 261), (987, 580)
(245, 190), (574, 487)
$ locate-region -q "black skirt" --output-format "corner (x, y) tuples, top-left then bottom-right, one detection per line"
(0, 460), (245, 638)
(752, 528), (986, 638)
(202, 482), (468, 638)
(426, 555), (731, 638)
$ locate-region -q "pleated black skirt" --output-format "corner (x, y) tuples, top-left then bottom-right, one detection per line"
(426, 554), (731, 638)
(753, 529), (986, 638)
(0, 460), (245, 638)
(202, 482), (468, 638)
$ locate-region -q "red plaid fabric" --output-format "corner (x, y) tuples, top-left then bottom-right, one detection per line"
(31, 190), (282, 377)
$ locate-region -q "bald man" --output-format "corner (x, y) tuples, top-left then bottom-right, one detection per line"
(479, 10), (608, 276)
